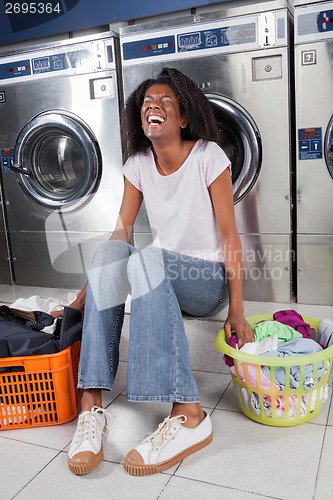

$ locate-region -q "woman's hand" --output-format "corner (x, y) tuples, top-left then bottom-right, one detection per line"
(224, 310), (254, 348)
(50, 308), (65, 319)
(50, 284), (87, 319)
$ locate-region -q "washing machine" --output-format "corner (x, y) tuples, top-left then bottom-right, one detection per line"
(120, 0), (294, 303)
(294, 0), (333, 305)
(0, 189), (11, 284)
(0, 31), (124, 289)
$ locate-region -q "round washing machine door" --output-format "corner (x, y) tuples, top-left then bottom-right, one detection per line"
(325, 116), (333, 179)
(11, 110), (102, 211)
(205, 93), (262, 203)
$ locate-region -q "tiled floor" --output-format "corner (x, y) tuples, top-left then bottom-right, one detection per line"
(1, 284), (333, 500)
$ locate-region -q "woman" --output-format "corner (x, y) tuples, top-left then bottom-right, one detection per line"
(65, 67), (254, 476)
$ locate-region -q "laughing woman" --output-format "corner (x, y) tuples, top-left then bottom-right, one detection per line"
(66, 67), (253, 476)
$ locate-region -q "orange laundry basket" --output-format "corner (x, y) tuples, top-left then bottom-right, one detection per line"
(0, 341), (80, 430)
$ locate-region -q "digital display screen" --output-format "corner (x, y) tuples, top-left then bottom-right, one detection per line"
(33, 57), (50, 71)
(177, 23), (256, 52)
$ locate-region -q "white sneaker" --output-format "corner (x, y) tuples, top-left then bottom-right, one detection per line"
(67, 406), (109, 475)
(123, 411), (213, 476)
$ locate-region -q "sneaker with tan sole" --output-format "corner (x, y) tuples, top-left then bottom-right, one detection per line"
(123, 410), (212, 476)
(68, 406), (110, 475)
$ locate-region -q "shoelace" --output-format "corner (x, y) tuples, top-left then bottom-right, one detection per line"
(148, 415), (187, 451)
(75, 406), (113, 445)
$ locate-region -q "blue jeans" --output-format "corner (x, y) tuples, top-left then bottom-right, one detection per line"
(78, 240), (229, 403)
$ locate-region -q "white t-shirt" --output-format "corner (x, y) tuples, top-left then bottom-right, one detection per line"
(122, 139), (231, 263)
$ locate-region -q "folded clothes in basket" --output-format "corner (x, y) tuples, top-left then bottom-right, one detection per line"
(0, 305), (82, 358)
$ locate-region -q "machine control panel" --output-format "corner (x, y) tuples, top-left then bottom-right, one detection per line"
(121, 10), (288, 66)
(122, 35), (175, 60)
(122, 20), (257, 63)
(122, 22), (256, 61)
(177, 23), (255, 52)
(0, 60), (31, 79)
(32, 50), (88, 74)
(0, 39), (114, 81)
(296, 3), (333, 42)
(0, 148), (14, 173)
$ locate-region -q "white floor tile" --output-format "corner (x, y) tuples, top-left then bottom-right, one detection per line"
(216, 382), (242, 413)
(175, 409), (325, 500)
(15, 455), (170, 500)
(244, 301), (292, 317)
(314, 427), (333, 499)
(0, 419), (77, 450)
(0, 437), (60, 500)
(158, 475), (272, 499)
(193, 371), (231, 409)
(327, 393), (333, 426)
(185, 319), (228, 374)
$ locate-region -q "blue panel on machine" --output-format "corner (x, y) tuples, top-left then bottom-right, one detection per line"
(0, 60), (31, 80)
(122, 35), (175, 60)
(177, 22), (256, 52)
(32, 49), (88, 74)
(317, 10), (333, 32)
(0, 148), (14, 173)
(298, 127), (322, 160)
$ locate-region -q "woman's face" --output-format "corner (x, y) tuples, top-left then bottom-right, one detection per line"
(140, 83), (186, 143)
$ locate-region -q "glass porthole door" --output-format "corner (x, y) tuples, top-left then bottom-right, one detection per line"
(11, 110), (102, 211)
(206, 94), (262, 203)
(325, 115), (333, 180)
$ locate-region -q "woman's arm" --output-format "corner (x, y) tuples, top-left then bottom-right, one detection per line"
(51, 178), (143, 318)
(111, 177), (143, 243)
(209, 168), (254, 347)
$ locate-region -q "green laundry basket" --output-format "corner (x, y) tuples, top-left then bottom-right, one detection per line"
(215, 314), (333, 427)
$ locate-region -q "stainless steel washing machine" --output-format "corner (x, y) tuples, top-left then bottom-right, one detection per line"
(0, 31), (124, 288)
(295, 0), (333, 305)
(120, 0), (294, 302)
(0, 187), (11, 284)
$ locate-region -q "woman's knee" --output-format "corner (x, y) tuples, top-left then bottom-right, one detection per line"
(91, 240), (131, 269)
(127, 246), (166, 296)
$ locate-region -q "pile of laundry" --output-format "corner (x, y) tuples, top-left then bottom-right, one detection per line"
(224, 310), (333, 419)
(0, 295), (82, 358)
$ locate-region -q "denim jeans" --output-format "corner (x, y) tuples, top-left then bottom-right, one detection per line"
(78, 240), (229, 403)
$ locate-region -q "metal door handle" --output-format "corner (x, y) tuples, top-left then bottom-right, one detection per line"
(10, 161), (32, 176)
